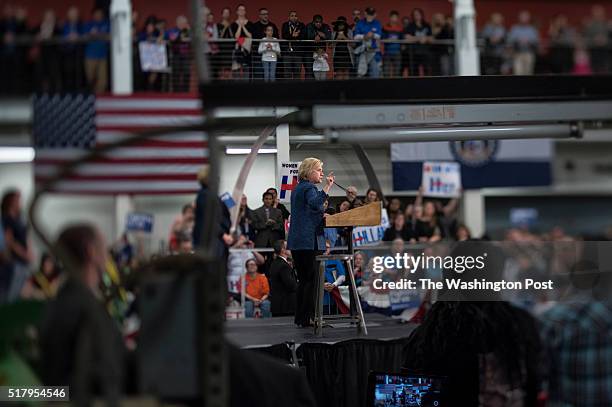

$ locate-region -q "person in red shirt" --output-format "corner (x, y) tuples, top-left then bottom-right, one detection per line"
(244, 258), (271, 317)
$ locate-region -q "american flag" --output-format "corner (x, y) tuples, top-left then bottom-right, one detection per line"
(33, 93), (207, 194)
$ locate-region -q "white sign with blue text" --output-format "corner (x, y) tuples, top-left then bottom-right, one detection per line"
(421, 161), (461, 198)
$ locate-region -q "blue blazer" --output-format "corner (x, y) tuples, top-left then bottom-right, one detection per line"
(287, 179), (328, 251)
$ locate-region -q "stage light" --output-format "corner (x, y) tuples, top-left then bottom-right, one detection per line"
(0, 147), (35, 163)
(225, 147), (278, 155)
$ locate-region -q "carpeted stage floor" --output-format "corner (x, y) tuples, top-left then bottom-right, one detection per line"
(225, 314), (416, 348)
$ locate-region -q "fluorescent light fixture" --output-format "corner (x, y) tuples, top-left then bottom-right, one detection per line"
(0, 147), (35, 163)
(226, 147), (278, 155)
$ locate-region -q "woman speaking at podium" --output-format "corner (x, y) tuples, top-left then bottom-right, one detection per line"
(287, 158), (335, 327)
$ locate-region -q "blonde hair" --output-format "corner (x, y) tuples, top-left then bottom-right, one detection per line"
(197, 165), (210, 186)
(298, 158), (323, 180)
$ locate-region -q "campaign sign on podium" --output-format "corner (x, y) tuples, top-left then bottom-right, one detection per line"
(422, 161), (461, 198)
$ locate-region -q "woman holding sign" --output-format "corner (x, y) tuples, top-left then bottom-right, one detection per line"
(287, 158), (334, 327)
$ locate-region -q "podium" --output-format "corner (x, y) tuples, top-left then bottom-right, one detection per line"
(313, 202), (382, 336)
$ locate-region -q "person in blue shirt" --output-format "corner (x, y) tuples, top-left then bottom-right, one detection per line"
(353, 7), (382, 78)
(83, 8), (110, 93)
(382, 10), (403, 78)
(287, 158), (334, 327)
(61, 6), (84, 91)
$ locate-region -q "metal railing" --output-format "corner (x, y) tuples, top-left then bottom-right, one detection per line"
(2, 34), (612, 94)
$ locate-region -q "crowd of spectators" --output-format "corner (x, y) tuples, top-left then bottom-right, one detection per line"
(2, 178), (612, 405)
(2, 4), (612, 93)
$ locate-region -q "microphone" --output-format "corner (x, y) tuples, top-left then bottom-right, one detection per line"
(326, 172), (348, 192)
(333, 181), (349, 192)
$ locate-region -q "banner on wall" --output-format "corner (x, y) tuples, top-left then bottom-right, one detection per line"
(421, 161), (461, 198)
(139, 42), (169, 72)
(391, 140), (552, 190)
(278, 161), (301, 203)
(352, 207), (390, 247)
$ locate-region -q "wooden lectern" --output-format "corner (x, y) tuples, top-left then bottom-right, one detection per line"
(313, 202), (382, 336)
(325, 201), (382, 227)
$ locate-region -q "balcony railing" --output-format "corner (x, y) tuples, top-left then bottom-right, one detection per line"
(1, 35), (610, 94)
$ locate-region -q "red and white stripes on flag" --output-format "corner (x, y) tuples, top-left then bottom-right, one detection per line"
(33, 94), (207, 195)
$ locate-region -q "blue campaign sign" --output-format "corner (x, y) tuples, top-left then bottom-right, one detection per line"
(220, 192), (236, 209)
(126, 212), (154, 233)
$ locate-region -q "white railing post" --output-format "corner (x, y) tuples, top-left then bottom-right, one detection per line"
(454, 0), (480, 76)
(110, 0), (133, 94)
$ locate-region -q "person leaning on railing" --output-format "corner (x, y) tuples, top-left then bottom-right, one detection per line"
(331, 16), (354, 80)
(305, 15), (332, 79)
(281, 11), (306, 80)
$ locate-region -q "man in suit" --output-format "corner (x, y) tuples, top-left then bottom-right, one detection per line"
(269, 240), (297, 316)
(252, 191), (285, 248)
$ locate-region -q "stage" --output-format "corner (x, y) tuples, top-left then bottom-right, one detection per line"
(226, 314), (417, 407)
(226, 313), (416, 348)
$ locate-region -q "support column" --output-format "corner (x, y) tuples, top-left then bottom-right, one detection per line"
(110, 0), (133, 94)
(462, 190), (485, 238)
(275, 107), (291, 186)
(454, 0), (480, 76)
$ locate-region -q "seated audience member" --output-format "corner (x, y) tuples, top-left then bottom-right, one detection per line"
(322, 240), (346, 315)
(266, 187), (290, 220)
(539, 245), (612, 407)
(382, 212), (414, 242)
(252, 191), (285, 248)
(175, 231), (193, 254)
(386, 197), (403, 221)
(455, 223), (471, 241)
(435, 195), (460, 239)
(227, 235), (265, 298)
(415, 201), (442, 242)
(338, 200), (351, 213)
(353, 251), (367, 286)
(323, 204), (340, 247)
(364, 187), (382, 204)
(269, 240), (297, 316)
(21, 253), (62, 299)
(169, 203), (195, 252)
(40, 224), (125, 406)
(403, 242), (541, 406)
(344, 185), (364, 209)
(244, 258), (271, 317)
